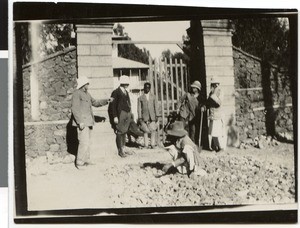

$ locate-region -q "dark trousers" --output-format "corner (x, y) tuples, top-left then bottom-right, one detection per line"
(188, 119), (200, 145)
(212, 137), (221, 152)
(116, 133), (126, 153)
(115, 111), (132, 154)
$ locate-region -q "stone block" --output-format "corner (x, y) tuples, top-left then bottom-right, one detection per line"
(78, 66), (113, 78)
(205, 56), (234, 67)
(77, 33), (112, 45)
(203, 36), (232, 47)
(78, 56), (112, 67)
(89, 88), (113, 100)
(77, 45), (90, 55)
(90, 45), (112, 56)
(206, 66), (234, 76)
(88, 77), (114, 90)
(204, 46), (233, 57)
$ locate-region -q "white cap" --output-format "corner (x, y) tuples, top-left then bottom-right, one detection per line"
(119, 75), (130, 85)
(76, 76), (89, 89)
(210, 77), (220, 85)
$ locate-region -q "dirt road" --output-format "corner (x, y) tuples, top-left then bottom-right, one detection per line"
(26, 123), (295, 211)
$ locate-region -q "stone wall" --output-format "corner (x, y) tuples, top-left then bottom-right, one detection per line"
(233, 47), (293, 142)
(23, 47), (77, 159)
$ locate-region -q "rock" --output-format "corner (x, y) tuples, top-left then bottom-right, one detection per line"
(50, 144), (60, 152)
(40, 101), (48, 109)
(54, 129), (65, 136)
(62, 154), (75, 164)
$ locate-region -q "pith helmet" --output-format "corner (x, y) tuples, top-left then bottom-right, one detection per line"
(119, 75), (130, 85)
(190, 80), (201, 91)
(76, 76), (89, 89)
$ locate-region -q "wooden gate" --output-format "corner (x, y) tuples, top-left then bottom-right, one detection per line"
(148, 57), (189, 143)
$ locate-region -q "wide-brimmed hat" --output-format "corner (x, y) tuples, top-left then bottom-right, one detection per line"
(167, 121), (188, 137)
(119, 75), (130, 85)
(190, 80), (201, 91)
(76, 76), (89, 89)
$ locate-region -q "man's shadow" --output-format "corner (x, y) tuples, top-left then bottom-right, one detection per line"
(66, 119), (78, 158)
(66, 115), (106, 168)
(142, 162), (178, 174)
(94, 115), (106, 123)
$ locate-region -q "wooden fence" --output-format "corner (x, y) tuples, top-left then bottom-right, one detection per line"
(148, 57), (189, 143)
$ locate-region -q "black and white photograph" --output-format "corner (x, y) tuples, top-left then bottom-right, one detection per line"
(12, 1), (298, 224)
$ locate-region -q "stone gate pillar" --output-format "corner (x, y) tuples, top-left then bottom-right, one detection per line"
(75, 24), (114, 118)
(201, 20), (236, 146)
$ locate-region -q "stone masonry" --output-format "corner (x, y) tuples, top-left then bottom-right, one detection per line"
(23, 47), (77, 159)
(233, 47), (293, 141)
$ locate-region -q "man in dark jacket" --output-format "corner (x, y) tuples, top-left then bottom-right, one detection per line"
(178, 80), (206, 145)
(71, 76), (110, 166)
(110, 75), (134, 158)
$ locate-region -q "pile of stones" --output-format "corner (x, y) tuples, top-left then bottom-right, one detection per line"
(239, 135), (281, 149)
(105, 154), (295, 207)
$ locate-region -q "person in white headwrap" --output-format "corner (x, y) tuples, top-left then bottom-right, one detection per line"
(207, 78), (225, 152)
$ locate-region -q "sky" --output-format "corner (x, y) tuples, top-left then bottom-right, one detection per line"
(119, 21), (190, 59)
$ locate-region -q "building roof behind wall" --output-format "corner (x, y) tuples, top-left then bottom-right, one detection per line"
(112, 57), (149, 69)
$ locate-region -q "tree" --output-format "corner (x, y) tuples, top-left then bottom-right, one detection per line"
(20, 23), (73, 65)
(232, 18), (290, 68)
(161, 49), (189, 63)
(113, 23), (149, 64)
(39, 24), (73, 56)
(161, 49), (173, 59)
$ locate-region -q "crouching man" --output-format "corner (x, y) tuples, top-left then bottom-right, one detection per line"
(162, 121), (206, 178)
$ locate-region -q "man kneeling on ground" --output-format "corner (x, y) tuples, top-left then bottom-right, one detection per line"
(162, 121), (206, 178)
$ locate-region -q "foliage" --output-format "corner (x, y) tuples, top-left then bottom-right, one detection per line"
(232, 18), (290, 68)
(39, 24), (73, 56)
(113, 23), (149, 64)
(20, 23), (31, 65)
(118, 43), (149, 65)
(161, 49), (189, 63)
(20, 23), (73, 65)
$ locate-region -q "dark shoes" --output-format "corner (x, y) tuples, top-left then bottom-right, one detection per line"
(118, 152), (127, 158)
(118, 148), (127, 158)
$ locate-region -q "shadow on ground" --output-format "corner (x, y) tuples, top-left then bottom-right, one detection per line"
(95, 115), (106, 123)
(66, 119), (78, 157)
(141, 162), (177, 174)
